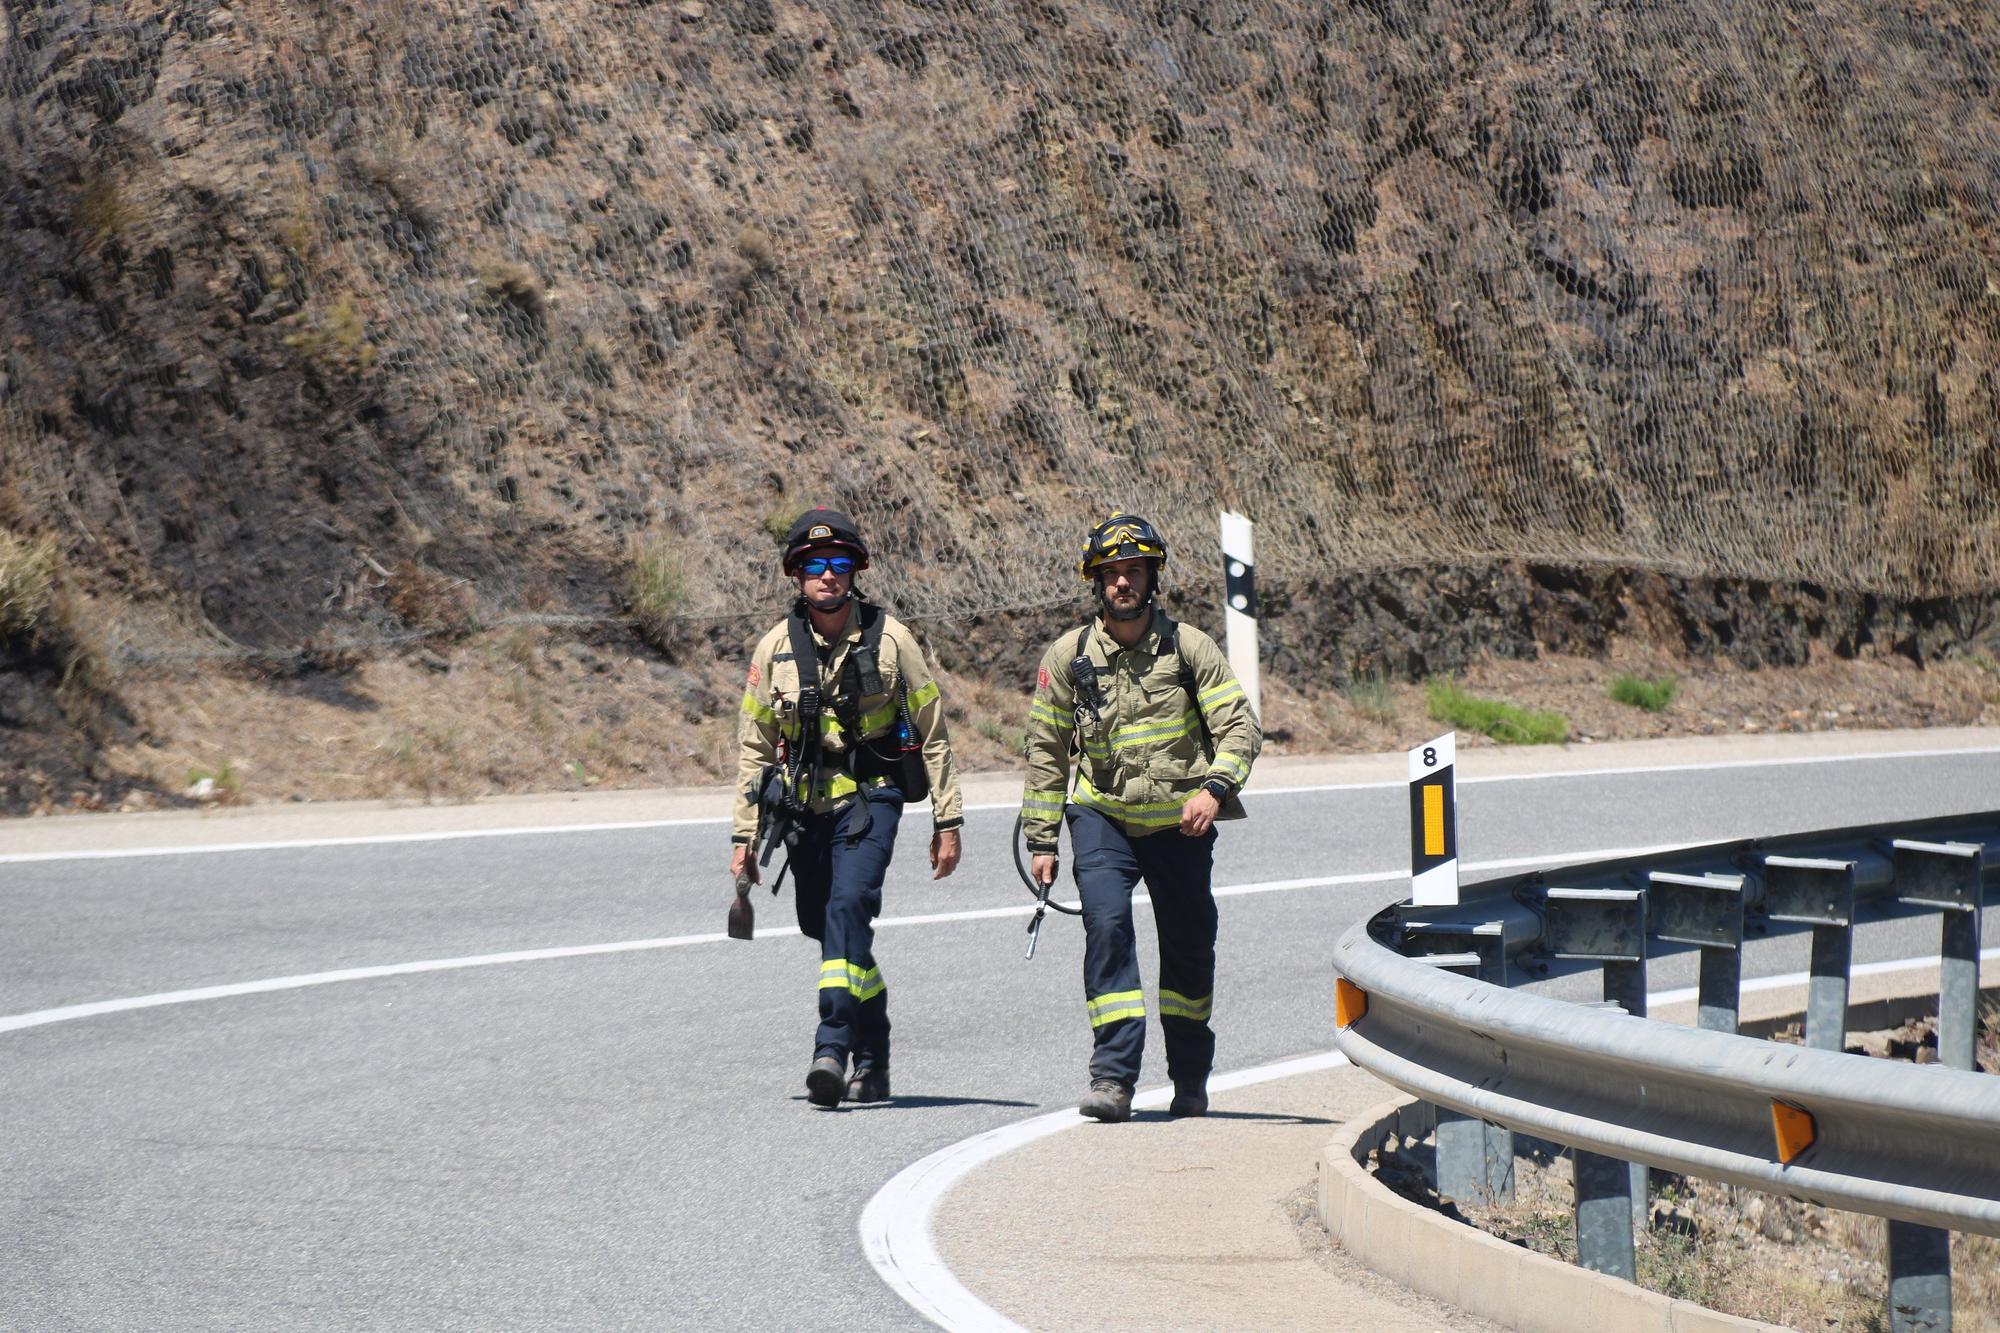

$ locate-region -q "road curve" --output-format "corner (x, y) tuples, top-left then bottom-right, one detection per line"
(5, 730), (1998, 1330)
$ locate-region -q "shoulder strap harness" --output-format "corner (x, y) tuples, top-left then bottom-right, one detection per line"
(1067, 619), (1213, 760)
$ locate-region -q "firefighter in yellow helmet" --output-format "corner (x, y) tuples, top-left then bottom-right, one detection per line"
(1019, 513), (1262, 1121)
(731, 507), (963, 1108)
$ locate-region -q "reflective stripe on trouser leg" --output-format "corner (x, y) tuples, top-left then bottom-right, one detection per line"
(1067, 805), (1146, 1087)
(1136, 823), (1218, 1087)
(811, 793), (904, 1070)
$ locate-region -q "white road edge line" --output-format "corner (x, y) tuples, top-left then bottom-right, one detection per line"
(0, 843), (1688, 1036)
(7, 743), (1997, 864)
(860, 940), (2000, 1330)
(858, 1050), (1353, 1333)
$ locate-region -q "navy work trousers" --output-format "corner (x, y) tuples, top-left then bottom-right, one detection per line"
(790, 791), (902, 1074)
(1066, 805), (1218, 1090)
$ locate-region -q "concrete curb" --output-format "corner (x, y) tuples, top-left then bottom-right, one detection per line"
(1318, 1094), (1784, 1333)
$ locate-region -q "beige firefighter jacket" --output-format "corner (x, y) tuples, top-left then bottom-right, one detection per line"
(732, 603), (962, 844)
(1019, 609), (1261, 851)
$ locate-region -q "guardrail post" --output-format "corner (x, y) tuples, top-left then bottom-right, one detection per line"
(1892, 839), (1986, 1070)
(1403, 926), (1514, 1205)
(1759, 855), (1858, 1052)
(1883, 838), (1984, 1333)
(1886, 1223), (1951, 1333)
(1573, 1149), (1637, 1283)
(1538, 886), (1649, 1265)
(1647, 870), (1745, 1033)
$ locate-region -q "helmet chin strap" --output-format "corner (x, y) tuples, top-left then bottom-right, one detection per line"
(797, 586), (857, 615)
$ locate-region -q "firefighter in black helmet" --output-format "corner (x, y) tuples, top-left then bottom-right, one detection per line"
(731, 507), (964, 1107)
(1019, 513), (1261, 1122)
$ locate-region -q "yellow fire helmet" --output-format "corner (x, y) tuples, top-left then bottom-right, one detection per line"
(1078, 512), (1168, 580)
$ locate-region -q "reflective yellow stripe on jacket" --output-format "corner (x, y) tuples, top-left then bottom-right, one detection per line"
(1021, 787), (1066, 819)
(1108, 707), (1200, 752)
(1072, 771), (1185, 830)
(1197, 679), (1245, 711)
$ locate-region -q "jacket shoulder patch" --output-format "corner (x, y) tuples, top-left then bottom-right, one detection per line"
(1037, 666), (1051, 691)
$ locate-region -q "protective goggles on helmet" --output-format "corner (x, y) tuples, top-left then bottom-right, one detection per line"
(796, 555), (856, 577)
(1078, 513), (1168, 580)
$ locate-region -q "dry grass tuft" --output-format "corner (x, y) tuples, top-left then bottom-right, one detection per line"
(626, 537), (689, 652)
(478, 259), (545, 318)
(49, 587), (120, 743)
(735, 225), (778, 273)
(386, 561), (478, 633)
(77, 169), (139, 247)
(0, 528), (59, 637)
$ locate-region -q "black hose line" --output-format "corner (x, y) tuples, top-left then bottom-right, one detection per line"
(1011, 814), (1082, 915)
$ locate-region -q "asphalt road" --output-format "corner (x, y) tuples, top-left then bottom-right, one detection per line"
(6, 747), (1999, 1330)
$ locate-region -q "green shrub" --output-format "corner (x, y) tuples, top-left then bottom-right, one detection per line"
(1425, 679), (1569, 745)
(0, 529), (59, 638)
(1340, 670), (1396, 724)
(762, 505), (806, 545)
(186, 761), (243, 803)
(1609, 673), (1679, 712)
(285, 293), (377, 373)
(974, 718), (1026, 752)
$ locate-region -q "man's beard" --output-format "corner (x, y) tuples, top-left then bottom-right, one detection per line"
(1097, 578), (1152, 621)
(802, 586), (852, 614)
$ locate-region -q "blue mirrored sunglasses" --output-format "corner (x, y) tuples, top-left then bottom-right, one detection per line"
(798, 555), (856, 576)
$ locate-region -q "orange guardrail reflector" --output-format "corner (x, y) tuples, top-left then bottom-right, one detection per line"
(1771, 1100), (1817, 1164)
(1336, 978), (1368, 1028)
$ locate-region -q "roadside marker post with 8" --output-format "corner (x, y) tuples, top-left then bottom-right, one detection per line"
(1409, 732), (1458, 907)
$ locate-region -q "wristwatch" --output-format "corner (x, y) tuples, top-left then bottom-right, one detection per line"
(1202, 778), (1231, 803)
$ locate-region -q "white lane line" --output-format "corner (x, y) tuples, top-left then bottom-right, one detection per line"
(1442, 741), (2000, 787)
(859, 1050), (1352, 1332)
(1094, 741), (2000, 801)
(0, 844), (1687, 1036)
(9, 743), (1996, 864)
(0, 816), (726, 865)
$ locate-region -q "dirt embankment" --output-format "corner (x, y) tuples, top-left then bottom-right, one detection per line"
(3, 0), (1999, 810)
(7, 564), (1998, 816)
(6, 0), (2000, 650)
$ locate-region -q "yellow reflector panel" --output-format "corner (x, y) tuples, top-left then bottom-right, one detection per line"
(1336, 978), (1368, 1029)
(1771, 1100), (1817, 1164)
(1422, 784), (1445, 857)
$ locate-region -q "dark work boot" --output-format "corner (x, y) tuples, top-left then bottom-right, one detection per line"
(805, 1055), (846, 1108)
(1078, 1078), (1133, 1122)
(847, 1068), (891, 1103)
(1168, 1081), (1209, 1118)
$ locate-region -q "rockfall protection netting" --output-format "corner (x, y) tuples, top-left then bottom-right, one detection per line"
(3, 0), (1998, 659)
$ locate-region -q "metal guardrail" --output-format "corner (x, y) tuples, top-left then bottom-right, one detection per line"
(1332, 812), (2000, 1331)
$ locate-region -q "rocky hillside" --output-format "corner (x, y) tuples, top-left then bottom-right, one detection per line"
(5, 0), (1999, 666)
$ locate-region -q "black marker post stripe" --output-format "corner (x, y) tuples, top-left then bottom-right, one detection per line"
(1219, 511), (1262, 721)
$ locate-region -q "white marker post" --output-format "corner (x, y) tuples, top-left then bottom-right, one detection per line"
(1218, 511), (1261, 722)
(1409, 732), (1459, 906)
